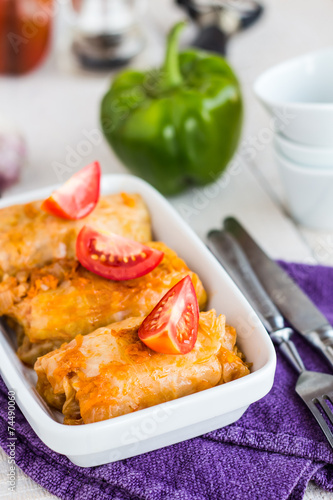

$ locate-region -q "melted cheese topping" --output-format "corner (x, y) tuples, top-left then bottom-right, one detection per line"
(35, 311), (250, 425)
(0, 193), (151, 278)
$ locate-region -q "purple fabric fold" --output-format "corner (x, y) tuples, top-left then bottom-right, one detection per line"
(1, 261), (333, 500)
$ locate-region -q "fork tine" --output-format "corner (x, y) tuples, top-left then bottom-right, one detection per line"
(326, 392), (333, 404)
(317, 397), (333, 427)
(305, 400), (333, 448)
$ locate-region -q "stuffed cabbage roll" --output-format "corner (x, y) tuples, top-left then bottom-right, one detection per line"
(35, 310), (250, 425)
(0, 192), (151, 278)
(0, 242), (207, 364)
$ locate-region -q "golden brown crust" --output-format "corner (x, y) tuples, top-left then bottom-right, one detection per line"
(35, 311), (249, 425)
(0, 242), (207, 364)
(0, 193), (151, 278)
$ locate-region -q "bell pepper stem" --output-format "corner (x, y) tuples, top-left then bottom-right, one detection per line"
(163, 21), (186, 89)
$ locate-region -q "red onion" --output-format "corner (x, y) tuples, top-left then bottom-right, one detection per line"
(0, 132), (26, 192)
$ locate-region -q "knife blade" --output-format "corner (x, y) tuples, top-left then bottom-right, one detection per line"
(207, 229), (305, 372)
(223, 217), (333, 368)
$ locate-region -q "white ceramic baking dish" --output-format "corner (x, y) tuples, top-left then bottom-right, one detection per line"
(0, 174), (276, 467)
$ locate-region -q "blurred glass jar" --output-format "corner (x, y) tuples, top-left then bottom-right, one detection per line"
(0, 0), (53, 75)
(69, 0), (145, 70)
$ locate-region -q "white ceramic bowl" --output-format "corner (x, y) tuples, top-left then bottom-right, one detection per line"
(254, 47), (333, 147)
(275, 148), (333, 229)
(0, 174), (276, 467)
(275, 133), (333, 168)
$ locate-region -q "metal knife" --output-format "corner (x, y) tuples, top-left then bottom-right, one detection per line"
(207, 228), (333, 449)
(223, 217), (333, 368)
(207, 229), (305, 372)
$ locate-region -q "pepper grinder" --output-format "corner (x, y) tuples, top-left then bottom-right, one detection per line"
(70, 0), (145, 70)
(176, 0), (263, 55)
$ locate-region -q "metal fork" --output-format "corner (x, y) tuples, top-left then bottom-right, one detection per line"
(295, 371), (333, 447)
(207, 228), (333, 449)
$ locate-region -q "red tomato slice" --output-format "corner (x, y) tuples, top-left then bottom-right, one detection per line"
(138, 276), (199, 355)
(41, 162), (101, 220)
(76, 225), (164, 281)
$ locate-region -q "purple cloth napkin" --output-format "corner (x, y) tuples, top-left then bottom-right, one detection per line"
(1, 261), (333, 500)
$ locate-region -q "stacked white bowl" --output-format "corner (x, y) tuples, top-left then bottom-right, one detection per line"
(254, 47), (333, 230)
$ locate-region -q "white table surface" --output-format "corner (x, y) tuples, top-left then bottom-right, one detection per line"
(1, 0), (333, 498)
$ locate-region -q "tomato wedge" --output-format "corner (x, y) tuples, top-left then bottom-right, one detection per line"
(41, 161), (101, 220)
(76, 225), (164, 281)
(138, 276), (199, 354)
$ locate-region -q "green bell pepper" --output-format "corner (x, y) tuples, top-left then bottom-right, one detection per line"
(101, 22), (242, 195)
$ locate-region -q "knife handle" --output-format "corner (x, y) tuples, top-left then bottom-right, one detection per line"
(207, 229), (305, 374)
(224, 216), (333, 371)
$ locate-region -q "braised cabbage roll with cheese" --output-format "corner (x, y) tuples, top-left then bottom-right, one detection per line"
(0, 192), (151, 278)
(35, 310), (250, 425)
(0, 242), (206, 365)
